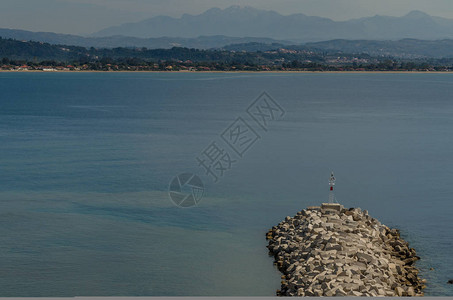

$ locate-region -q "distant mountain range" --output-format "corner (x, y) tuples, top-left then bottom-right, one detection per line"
(3, 6), (453, 50)
(0, 28), (290, 49)
(92, 6), (453, 41)
(4, 28), (453, 59)
(3, 6), (453, 60)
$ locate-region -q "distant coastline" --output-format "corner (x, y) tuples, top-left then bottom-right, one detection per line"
(3, 37), (453, 74)
(1, 69), (453, 74)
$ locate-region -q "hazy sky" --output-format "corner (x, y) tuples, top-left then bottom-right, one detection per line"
(1, 0), (453, 35)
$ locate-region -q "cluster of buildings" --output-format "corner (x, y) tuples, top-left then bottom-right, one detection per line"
(264, 48), (316, 55)
(0, 64), (82, 71)
(326, 57), (373, 65)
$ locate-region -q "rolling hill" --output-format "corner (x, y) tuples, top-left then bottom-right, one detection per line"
(0, 28), (291, 49)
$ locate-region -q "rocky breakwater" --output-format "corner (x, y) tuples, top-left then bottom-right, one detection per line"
(266, 203), (426, 297)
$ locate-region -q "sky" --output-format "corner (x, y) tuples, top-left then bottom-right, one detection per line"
(1, 0), (453, 35)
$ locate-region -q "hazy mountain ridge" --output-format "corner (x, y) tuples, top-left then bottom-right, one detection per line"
(92, 6), (453, 41)
(4, 28), (453, 59)
(4, 33), (453, 63)
(0, 28), (291, 49)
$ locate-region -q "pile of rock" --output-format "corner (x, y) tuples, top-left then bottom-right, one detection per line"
(266, 204), (426, 297)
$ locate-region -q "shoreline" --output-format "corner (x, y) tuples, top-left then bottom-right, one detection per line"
(1, 70), (453, 74)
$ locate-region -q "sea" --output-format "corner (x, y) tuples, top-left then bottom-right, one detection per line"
(0, 72), (452, 296)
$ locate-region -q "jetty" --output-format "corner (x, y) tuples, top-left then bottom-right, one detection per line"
(266, 203), (426, 297)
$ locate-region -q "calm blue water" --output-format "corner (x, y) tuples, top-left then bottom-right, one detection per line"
(0, 72), (452, 296)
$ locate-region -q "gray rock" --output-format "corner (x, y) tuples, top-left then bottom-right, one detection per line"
(395, 286), (404, 297)
(267, 205), (424, 296)
(406, 286), (415, 296)
(335, 287), (347, 296)
(357, 252), (374, 263)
